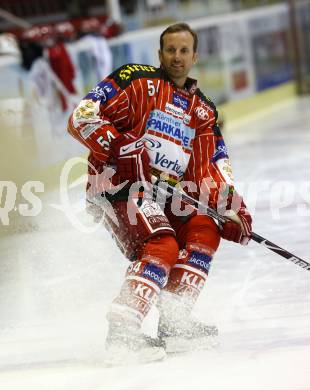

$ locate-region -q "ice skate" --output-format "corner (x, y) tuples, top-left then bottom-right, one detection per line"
(158, 316), (219, 353)
(103, 324), (166, 366)
(157, 289), (219, 354)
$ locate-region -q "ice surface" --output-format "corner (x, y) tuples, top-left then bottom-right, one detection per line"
(0, 96), (310, 390)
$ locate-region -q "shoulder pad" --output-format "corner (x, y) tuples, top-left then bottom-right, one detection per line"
(110, 63), (159, 89)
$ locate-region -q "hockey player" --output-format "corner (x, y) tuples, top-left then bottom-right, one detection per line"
(67, 23), (252, 363)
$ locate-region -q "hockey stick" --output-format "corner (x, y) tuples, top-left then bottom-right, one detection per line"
(154, 181), (310, 272)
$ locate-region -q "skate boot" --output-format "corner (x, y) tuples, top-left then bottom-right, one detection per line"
(157, 315), (218, 353)
(104, 322), (166, 366)
(157, 289), (219, 353)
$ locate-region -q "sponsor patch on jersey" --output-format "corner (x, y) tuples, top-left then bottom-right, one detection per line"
(86, 81), (117, 102)
(173, 93), (189, 110)
(165, 102), (184, 118)
(146, 109), (195, 149)
(195, 105), (212, 121)
(153, 153), (184, 177)
(118, 64), (157, 80)
(141, 137), (162, 150)
(80, 123), (102, 139)
(183, 114), (191, 125)
(118, 137), (161, 156)
(188, 251), (212, 273)
(142, 263), (167, 288)
(146, 134), (192, 179)
(212, 138), (229, 162)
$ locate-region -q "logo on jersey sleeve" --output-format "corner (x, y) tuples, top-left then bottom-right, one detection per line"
(85, 81), (117, 102)
(212, 138), (229, 162)
(216, 158), (234, 184)
(73, 99), (101, 127)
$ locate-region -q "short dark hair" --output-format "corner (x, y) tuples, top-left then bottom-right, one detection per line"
(160, 23), (198, 52)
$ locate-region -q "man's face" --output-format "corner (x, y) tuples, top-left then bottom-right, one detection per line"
(159, 31), (198, 87)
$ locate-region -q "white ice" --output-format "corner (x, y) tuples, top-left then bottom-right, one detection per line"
(0, 96), (310, 390)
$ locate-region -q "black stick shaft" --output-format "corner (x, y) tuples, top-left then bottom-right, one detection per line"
(158, 183), (310, 272)
(250, 232), (310, 271)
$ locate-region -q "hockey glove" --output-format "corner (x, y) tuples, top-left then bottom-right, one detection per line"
(110, 134), (151, 185)
(218, 189), (252, 246)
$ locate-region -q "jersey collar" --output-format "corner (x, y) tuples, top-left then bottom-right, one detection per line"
(160, 67), (197, 95)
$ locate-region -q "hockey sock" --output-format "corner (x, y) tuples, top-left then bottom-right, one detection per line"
(158, 243), (214, 325)
(107, 257), (170, 329)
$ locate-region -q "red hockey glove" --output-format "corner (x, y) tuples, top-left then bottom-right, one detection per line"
(218, 189), (252, 246)
(110, 134), (151, 184)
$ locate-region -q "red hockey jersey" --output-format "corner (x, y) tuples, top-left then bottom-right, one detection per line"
(67, 63), (234, 204)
